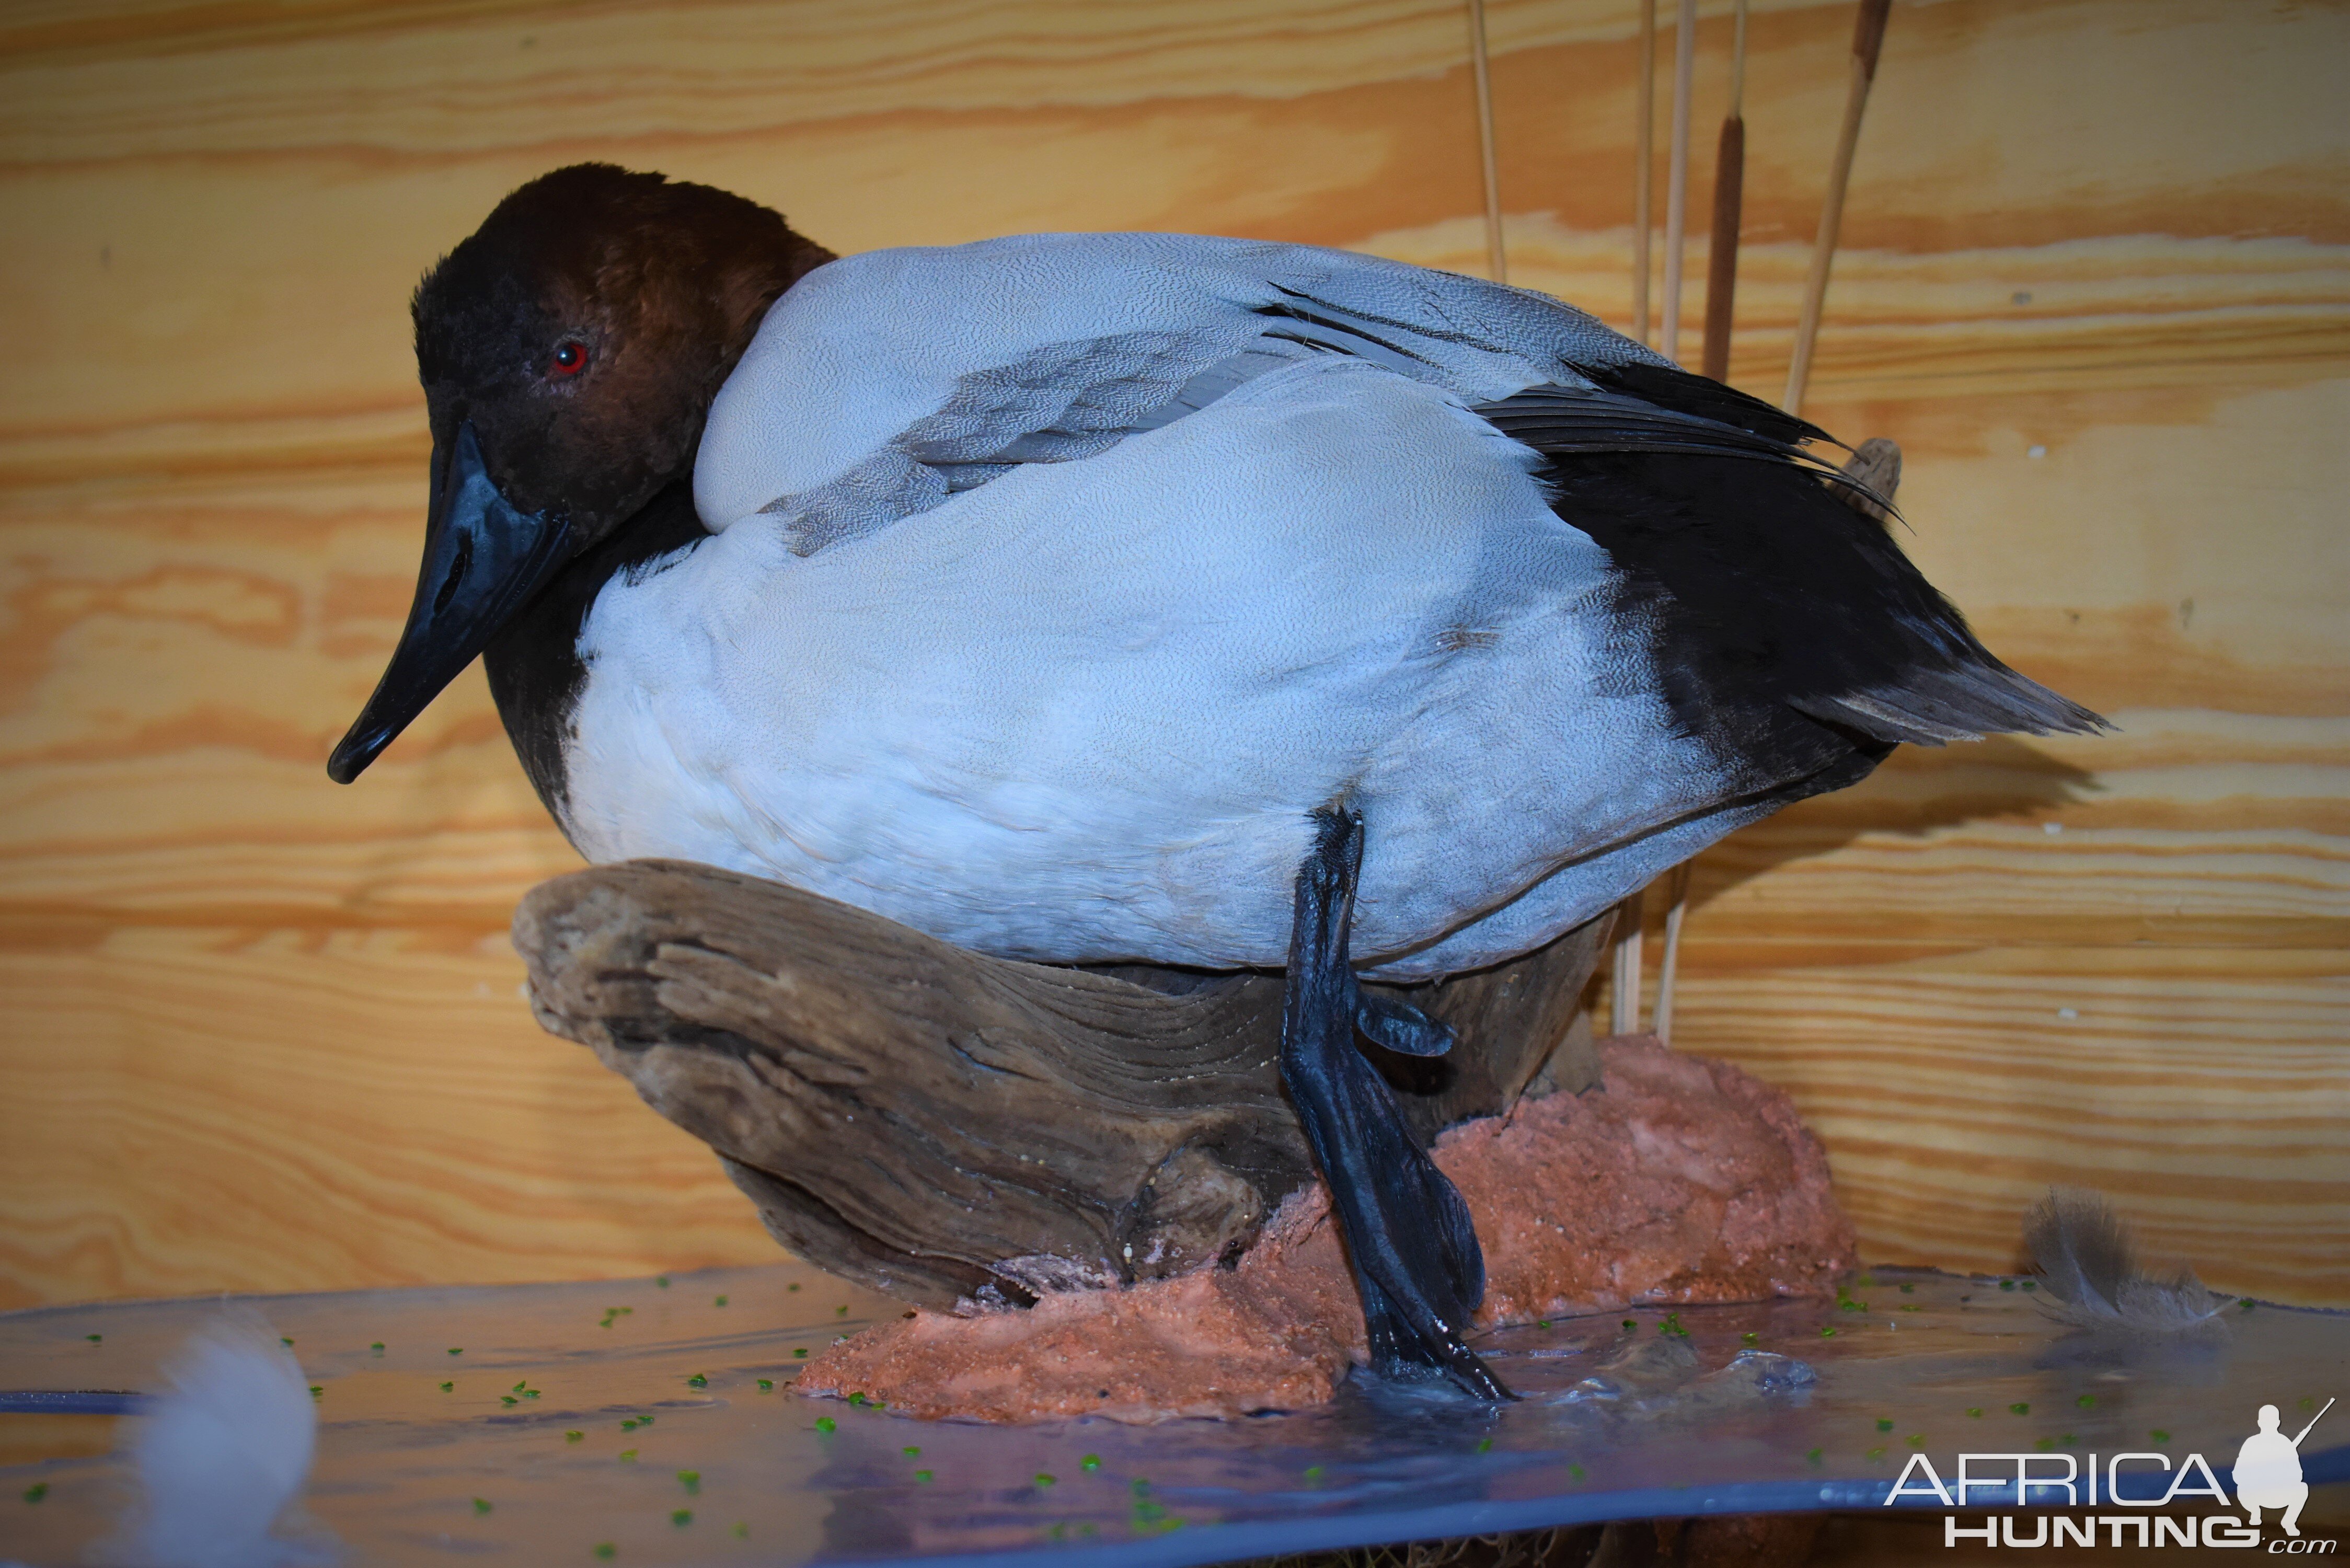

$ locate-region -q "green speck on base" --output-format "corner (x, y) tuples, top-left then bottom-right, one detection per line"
(472, 1497), (492, 1516)
(85, 1334), (100, 1344)
(523, 1389), (540, 1398)
(281, 1336), (294, 1347)
(1804, 1449), (1822, 1467)
(1875, 1418), (1893, 1432)
(1742, 1332), (1759, 1345)
(1999, 1280), (2015, 1292)
(732, 1523), (748, 1539)
(512, 1380), (526, 1392)
(1133, 1501), (1168, 1525)
(566, 1431), (583, 1443)
(501, 1396), (517, 1406)
(2034, 1437), (2055, 1452)
(621, 1419), (639, 1431)
(1819, 1326), (1837, 1338)
(2077, 1393), (2095, 1409)
(2242, 1300), (2256, 1312)
(788, 1283), (801, 1292)
(1035, 1472), (1056, 1486)
(715, 1296), (728, 1307)
(439, 1381), (453, 1392)
(2150, 1429), (2171, 1444)
(1856, 1275), (1875, 1287)
(903, 1445), (921, 1457)
(1907, 1435), (1925, 1449)
(687, 1374), (708, 1388)
(836, 1305), (849, 1317)
(757, 1378), (774, 1391)
(793, 1348), (809, 1358)
(2020, 1281), (2036, 1292)
(1304, 1465), (1324, 1481)
(593, 1545), (615, 1561)
(640, 1414), (654, 1425)
(913, 1470), (932, 1483)
(814, 1416), (837, 1434)
(2010, 1402), (2030, 1415)
(677, 1471), (700, 1495)
(1839, 1299), (1867, 1312)
(1620, 1319), (1636, 1331)
(448, 1347), (463, 1355)
(1658, 1313), (1687, 1338)
(1569, 1463), (1587, 1481)
(1898, 1282), (1914, 1293)
(24, 1482), (49, 1503)
(1081, 1454), (1101, 1472)
(2060, 1434), (2077, 1445)
(1966, 1408), (1984, 1419)
(1536, 1319), (1550, 1330)
(370, 1342), (384, 1353)
(671, 1508), (693, 1527)
(1476, 1437), (1493, 1454)
(1865, 1446), (1885, 1462)
(310, 1387), (324, 1399)
(619, 1449), (638, 1462)
(655, 1275), (670, 1288)
(1899, 1304), (1923, 1313)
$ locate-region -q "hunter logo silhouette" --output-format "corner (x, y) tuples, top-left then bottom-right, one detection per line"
(2237, 1397), (2331, 1537)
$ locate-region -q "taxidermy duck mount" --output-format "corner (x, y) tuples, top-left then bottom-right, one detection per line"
(332, 165), (2103, 1405)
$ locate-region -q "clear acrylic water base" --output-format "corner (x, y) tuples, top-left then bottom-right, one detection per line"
(5, 1263), (2344, 1565)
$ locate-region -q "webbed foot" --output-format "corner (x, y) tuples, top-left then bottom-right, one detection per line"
(1281, 807), (1510, 1400)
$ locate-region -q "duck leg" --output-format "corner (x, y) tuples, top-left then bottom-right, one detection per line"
(1282, 806), (1512, 1399)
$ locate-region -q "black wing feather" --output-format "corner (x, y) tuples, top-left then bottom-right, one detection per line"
(1585, 359), (1837, 447)
(1476, 378), (2106, 771)
(1479, 385), (1898, 517)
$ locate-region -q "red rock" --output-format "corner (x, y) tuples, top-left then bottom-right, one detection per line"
(798, 1036), (1854, 1423)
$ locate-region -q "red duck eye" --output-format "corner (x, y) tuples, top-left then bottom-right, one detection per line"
(548, 340), (589, 378)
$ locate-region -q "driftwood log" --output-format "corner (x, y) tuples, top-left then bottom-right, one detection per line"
(515, 859), (1608, 1309)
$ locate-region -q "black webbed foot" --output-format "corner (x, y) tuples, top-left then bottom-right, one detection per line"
(1281, 807), (1511, 1400)
(1355, 991), (1456, 1058)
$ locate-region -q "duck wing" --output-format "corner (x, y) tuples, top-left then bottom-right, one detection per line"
(696, 232), (1714, 549)
(696, 230), (2100, 762)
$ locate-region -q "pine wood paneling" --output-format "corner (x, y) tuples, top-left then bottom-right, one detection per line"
(0, 0), (2341, 1311)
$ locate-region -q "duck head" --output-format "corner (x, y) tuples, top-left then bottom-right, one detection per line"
(328, 164), (833, 783)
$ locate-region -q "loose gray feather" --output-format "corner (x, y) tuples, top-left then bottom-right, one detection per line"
(2024, 1187), (2227, 1335)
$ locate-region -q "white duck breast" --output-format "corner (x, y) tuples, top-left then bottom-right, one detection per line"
(556, 234), (1896, 977)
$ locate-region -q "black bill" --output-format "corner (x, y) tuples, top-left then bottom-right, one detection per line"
(327, 421), (572, 783)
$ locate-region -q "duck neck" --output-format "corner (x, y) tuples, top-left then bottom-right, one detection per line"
(709, 233), (835, 389)
(483, 222), (831, 832)
(482, 478), (710, 832)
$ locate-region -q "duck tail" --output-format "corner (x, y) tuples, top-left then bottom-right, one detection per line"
(1790, 649), (2110, 748)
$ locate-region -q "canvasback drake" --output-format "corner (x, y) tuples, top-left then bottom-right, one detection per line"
(331, 165), (2103, 1396)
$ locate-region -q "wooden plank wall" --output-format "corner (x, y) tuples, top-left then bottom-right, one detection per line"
(0, 0), (2341, 1312)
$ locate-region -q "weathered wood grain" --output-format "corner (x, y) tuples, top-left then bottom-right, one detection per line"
(0, 0), (2341, 1311)
(511, 858), (1606, 1309)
